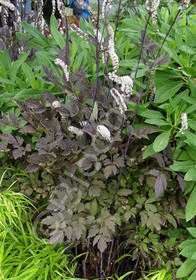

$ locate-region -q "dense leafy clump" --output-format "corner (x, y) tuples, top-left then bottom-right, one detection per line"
(0, 0), (196, 279)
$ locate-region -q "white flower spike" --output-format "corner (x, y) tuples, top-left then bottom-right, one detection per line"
(0, 0), (15, 11)
(110, 88), (127, 114)
(52, 101), (61, 109)
(68, 126), (84, 136)
(54, 58), (69, 81)
(180, 113), (188, 135)
(97, 125), (111, 142)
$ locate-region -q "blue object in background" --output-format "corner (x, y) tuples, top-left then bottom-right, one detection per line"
(70, 0), (90, 19)
(17, 0), (31, 13)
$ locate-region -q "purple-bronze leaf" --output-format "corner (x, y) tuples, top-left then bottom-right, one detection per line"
(12, 147), (25, 159)
(0, 134), (17, 145)
(46, 92), (57, 105)
(25, 98), (41, 108)
(177, 174), (185, 192)
(154, 172), (167, 199)
(0, 113), (9, 125)
(16, 136), (24, 146)
(12, 99), (25, 110)
(104, 165), (117, 179)
(19, 125), (36, 134)
(154, 54), (170, 66)
(9, 113), (21, 127)
(25, 164), (39, 173)
(0, 142), (8, 151)
(137, 126), (157, 140)
(98, 236), (108, 253)
(49, 230), (64, 244)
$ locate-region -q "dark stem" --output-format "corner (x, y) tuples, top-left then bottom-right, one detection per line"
(114, 0), (122, 39)
(100, 251), (103, 279)
(87, 0), (100, 122)
(130, 258), (139, 280)
(117, 9), (181, 189)
(129, 12), (151, 99)
(82, 261), (86, 279)
(65, 16), (69, 66)
(106, 238), (114, 273)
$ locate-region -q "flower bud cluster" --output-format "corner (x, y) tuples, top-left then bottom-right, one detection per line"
(108, 72), (133, 98)
(97, 125), (112, 142)
(180, 113), (188, 135)
(102, 0), (113, 19)
(110, 88), (127, 114)
(68, 126), (84, 136)
(55, 58), (69, 81)
(70, 23), (90, 42)
(0, 0), (15, 11)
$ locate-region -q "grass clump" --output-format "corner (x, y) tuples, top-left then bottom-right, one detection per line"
(0, 172), (77, 280)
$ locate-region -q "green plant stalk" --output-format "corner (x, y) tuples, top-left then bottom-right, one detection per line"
(118, 8), (182, 190)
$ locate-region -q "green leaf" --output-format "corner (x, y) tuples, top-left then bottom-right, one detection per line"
(50, 15), (65, 50)
(179, 239), (196, 249)
(184, 130), (196, 148)
(154, 81), (184, 103)
(186, 186), (196, 221)
(145, 119), (169, 126)
(170, 160), (195, 172)
(185, 167), (196, 181)
(30, 79), (40, 89)
(91, 199), (98, 215)
(117, 189), (133, 196)
(140, 110), (165, 119)
(188, 228), (196, 239)
(21, 22), (48, 45)
(90, 101), (98, 121)
(189, 269), (196, 280)
(22, 63), (35, 81)
(153, 131), (170, 153)
(176, 259), (196, 278)
(180, 245), (196, 259)
(190, 79), (196, 96)
(143, 143), (156, 159)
